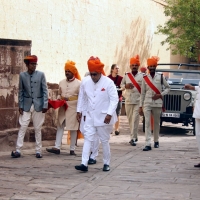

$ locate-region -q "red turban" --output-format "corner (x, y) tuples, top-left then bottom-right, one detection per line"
(65, 60), (81, 80)
(147, 56), (160, 66)
(24, 55), (38, 63)
(130, 55), (140, 66)
(140, 67), (147, 73)
(87, 56), (106, 75)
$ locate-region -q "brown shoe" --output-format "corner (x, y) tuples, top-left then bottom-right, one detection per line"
(46, 148), (60, 154)
(194, 163), (200, 168)
(70, 150), (76, 156)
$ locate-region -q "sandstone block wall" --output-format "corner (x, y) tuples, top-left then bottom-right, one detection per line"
(0, 0), (171, 82)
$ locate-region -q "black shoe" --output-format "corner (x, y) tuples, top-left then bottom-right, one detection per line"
(154, 142), (159, 148)
(88, 158), (97, 165)
(143, 146), (152, 151)
(135, 138), (138, 142)
(75, 164), (88, 172)
(36, 153), (43, 158)
(70, 150), (76, 155)
(194, 163), (200, 168)
(129, 139), (136, 146)
(46, 148), (60, 154)
(115, 131), (120, 135)
(103, 164), (110, 171)
(11, 151), (21, 158)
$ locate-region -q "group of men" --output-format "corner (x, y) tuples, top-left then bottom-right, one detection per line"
(10, 54), (200, 171)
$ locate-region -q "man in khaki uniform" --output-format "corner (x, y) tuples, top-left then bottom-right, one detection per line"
(139, 56), (170, 151)
(46, 60), (81, 155)
(120, 55), (143, 146)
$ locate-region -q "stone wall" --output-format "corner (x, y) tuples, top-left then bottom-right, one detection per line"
(0, 0), (171, 82)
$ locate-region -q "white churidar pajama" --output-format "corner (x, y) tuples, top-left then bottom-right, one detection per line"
(90, 136), (100, 160)
(16, 104), (45, 153)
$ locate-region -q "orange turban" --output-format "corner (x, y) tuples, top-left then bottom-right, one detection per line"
(87, 56), (106, 75)
(24, 55), (38, 63)
(65, 60), (81, 80)
(130, 55), (140, 66)
(147, 56), (160, 66)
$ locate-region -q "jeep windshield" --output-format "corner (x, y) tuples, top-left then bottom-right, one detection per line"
(156, 67), (200, 89)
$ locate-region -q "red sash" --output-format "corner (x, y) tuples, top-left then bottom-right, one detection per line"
(143, 75), (165, 112)
(143, 75), (161, 95)
(48, 99), (68, 111)
(127, 73), (141, 93)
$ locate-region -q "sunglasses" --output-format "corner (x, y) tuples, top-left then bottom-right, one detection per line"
(131, 64), (138, 67)
(148, 65), (156, 68)
(90, 73), (98, 77)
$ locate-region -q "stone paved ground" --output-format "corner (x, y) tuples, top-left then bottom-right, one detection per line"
(0, 116), (200, 200)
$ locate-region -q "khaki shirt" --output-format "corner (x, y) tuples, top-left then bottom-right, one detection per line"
(120, 72), (143, 104)
(140, 73), (170, 107)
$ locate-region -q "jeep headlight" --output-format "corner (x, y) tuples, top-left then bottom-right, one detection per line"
(183, 92), (191, 101)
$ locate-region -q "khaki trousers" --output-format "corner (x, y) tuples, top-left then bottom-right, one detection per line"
(143, 105), (162, 146)
(16, 104), (45, 153)
(125, 104), (140, 141)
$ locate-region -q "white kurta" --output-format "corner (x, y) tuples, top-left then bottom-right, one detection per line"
(77, 75), (118, 126)
(193, 83), (200, 155)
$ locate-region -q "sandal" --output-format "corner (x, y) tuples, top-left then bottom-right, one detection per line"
(11, 151), (21, 158)
(36, 153), (43, 158)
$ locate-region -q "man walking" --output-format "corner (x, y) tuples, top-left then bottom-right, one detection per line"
(185, 83), (200, 167)
(75, 56), (118, 172)
(46, 60), (81, 155)
(139, 56), (170, 151)
(120, 55), (143, 146)
(11, 55), (48, 158)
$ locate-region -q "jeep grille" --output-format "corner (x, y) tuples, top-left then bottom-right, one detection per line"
(163, 94), (181, 111)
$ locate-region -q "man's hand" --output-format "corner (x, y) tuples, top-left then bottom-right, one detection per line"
(42, 108), (48, 113)
(139, 107), (143, 116)
(152, 94), (162, 100)
(76, 112), (82, 123)
(125, 83), (134, 89)
(19, 108), (23, 115)
(104, 114), (112, 124)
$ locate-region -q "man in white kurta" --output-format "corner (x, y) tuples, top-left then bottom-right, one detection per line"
(75, 57), (118, 172)
(185, 83), (200, 167)
(46, 60), (81, 155)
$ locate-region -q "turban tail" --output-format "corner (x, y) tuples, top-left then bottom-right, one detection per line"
(147, 56), (160, 66)
(24, 55), (38, 63)
(130, 55), (140, 66)
(87, 56), (106, 75)
(65, 60), (81, 80)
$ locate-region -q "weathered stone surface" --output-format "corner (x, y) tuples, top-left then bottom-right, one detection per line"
(0, 108), (19, 130)
(0, 118), (200, 199)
